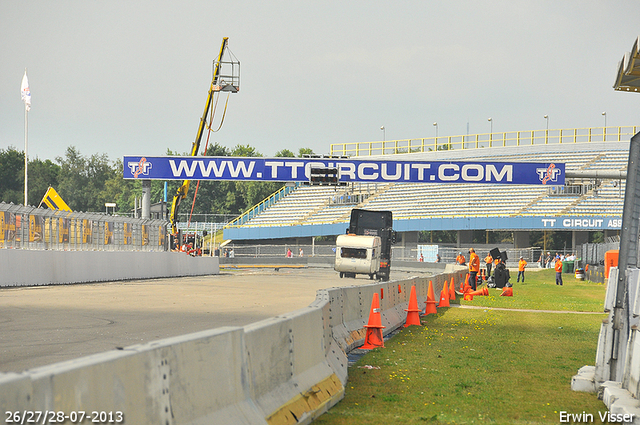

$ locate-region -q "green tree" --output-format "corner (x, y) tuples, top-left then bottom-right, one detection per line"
(298, 147), (314, 157)
(274, 149), (295, 158)
(0, 147), (25, 204)
(56, 146), (89, 211)
(56, 146), (116, 212)
(101, 159), (140, 214)
(28, 158), (60, 206)
(232, 144), (261, 157)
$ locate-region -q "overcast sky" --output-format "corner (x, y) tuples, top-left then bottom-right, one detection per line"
(1, 1), (639, 163)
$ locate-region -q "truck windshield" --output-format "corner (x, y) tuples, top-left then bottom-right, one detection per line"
(340, 247), (368, 259)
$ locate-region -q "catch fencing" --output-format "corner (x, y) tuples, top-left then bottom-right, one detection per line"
(580, 238), (621, 265)
(0, 202), (168, 252)
(220, 242), (542, 266)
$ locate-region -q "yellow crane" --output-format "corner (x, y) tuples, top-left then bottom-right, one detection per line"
(169, 37), (239, 237)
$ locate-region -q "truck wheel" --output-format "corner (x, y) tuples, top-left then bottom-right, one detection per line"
(369, 274), (374, 280)
(339, 272), (344, 278)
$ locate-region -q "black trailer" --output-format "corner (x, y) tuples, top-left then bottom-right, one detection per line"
(347, 208), (396, 281)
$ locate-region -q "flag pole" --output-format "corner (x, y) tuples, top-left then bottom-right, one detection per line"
(24, 91), (28, 206)
(21, 68), (30, 207)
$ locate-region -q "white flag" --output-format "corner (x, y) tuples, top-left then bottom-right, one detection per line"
(21, 71), (31, 111)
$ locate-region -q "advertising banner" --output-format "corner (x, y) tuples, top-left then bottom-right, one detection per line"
(158, 225), (165, 248)
(123, 156), (565, 186)
(124, 222), (132, 245)
(0, 212), (15, 246)
(142, 225), (149, 246)
(104, 222), (113, 245)
(58, 218), (70, 244)
(82, 219), (93, 244)
(29, 215), (43, 242)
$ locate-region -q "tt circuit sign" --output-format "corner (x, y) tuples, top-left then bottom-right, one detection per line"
(123, 156), (565, 186)
(541, 217), (623, 230)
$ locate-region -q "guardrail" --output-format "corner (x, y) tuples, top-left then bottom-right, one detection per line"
(0, 203), (168, 251)
(330, 126), (638, 157)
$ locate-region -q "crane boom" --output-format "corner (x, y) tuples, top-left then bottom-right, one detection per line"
(169, 37), (231, 236)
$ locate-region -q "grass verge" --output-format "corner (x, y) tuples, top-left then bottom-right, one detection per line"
(315, 269), (609, 424)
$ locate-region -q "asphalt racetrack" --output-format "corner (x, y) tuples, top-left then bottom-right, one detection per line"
(0, 267), (428, 373)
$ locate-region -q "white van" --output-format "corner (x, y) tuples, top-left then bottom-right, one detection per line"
(334, 234), (381, 279)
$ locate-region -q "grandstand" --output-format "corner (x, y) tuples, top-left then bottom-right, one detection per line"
(224, 132), (631, 255)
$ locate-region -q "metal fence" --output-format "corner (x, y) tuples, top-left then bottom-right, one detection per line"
(579, 238), (621, 265)
(219, 243), (543, 264)
(219, 244), (334, 258)
(0, 203), (168, 251)
(330, 126), (638, 157)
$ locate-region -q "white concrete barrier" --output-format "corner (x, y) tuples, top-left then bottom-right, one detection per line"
(0, 250), (219, 287)
(573, 267), (640, 422)
(0, 269), (466, 424)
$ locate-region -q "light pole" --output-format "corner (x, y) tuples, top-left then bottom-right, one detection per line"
(487, 117), (493, 144)
(544, 115), (549, 144)
(433, 122), (438, 138)
(602, 112), (607, 141)
(602, 111), (607, 127)
(380, 126), (385, 141)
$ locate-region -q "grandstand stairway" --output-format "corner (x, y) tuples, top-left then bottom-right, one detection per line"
(334, 183), (395, 222)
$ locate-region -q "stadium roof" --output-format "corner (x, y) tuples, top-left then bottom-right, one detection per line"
(614, 36), (640, 92)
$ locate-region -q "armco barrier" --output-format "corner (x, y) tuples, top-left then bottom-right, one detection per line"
(0, 269), (466, 424)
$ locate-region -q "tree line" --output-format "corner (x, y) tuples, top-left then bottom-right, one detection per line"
(0, 144), (313, 219)
(0, 144), (603, 248)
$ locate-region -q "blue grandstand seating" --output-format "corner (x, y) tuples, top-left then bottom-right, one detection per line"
(234, 142), (628, 228)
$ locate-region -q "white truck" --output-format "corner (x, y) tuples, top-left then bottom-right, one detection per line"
(334, 234), (381, 279)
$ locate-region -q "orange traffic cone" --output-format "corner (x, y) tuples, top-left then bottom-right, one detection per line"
(362, 293), (386, 349)
(468, 287), (489, 297)
(438, 280), (450, 307)
(424, 281), (438, 315)
(463, 277), (472, 294)
(501, 287), (513, 297)
(404, 285), (422, 327)
(460, 273), (468, 292)
(449, 277), (456, 300)
(463, 292), (474, 301)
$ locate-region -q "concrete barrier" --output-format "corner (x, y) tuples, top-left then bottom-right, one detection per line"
(0, 250), (219, 287)
(572, 267), (640, 421)
(0, 268), (466, 424)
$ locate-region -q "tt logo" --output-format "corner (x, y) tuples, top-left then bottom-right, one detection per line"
(536, 164), (561, 184)
(128, 158), (153, 178)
